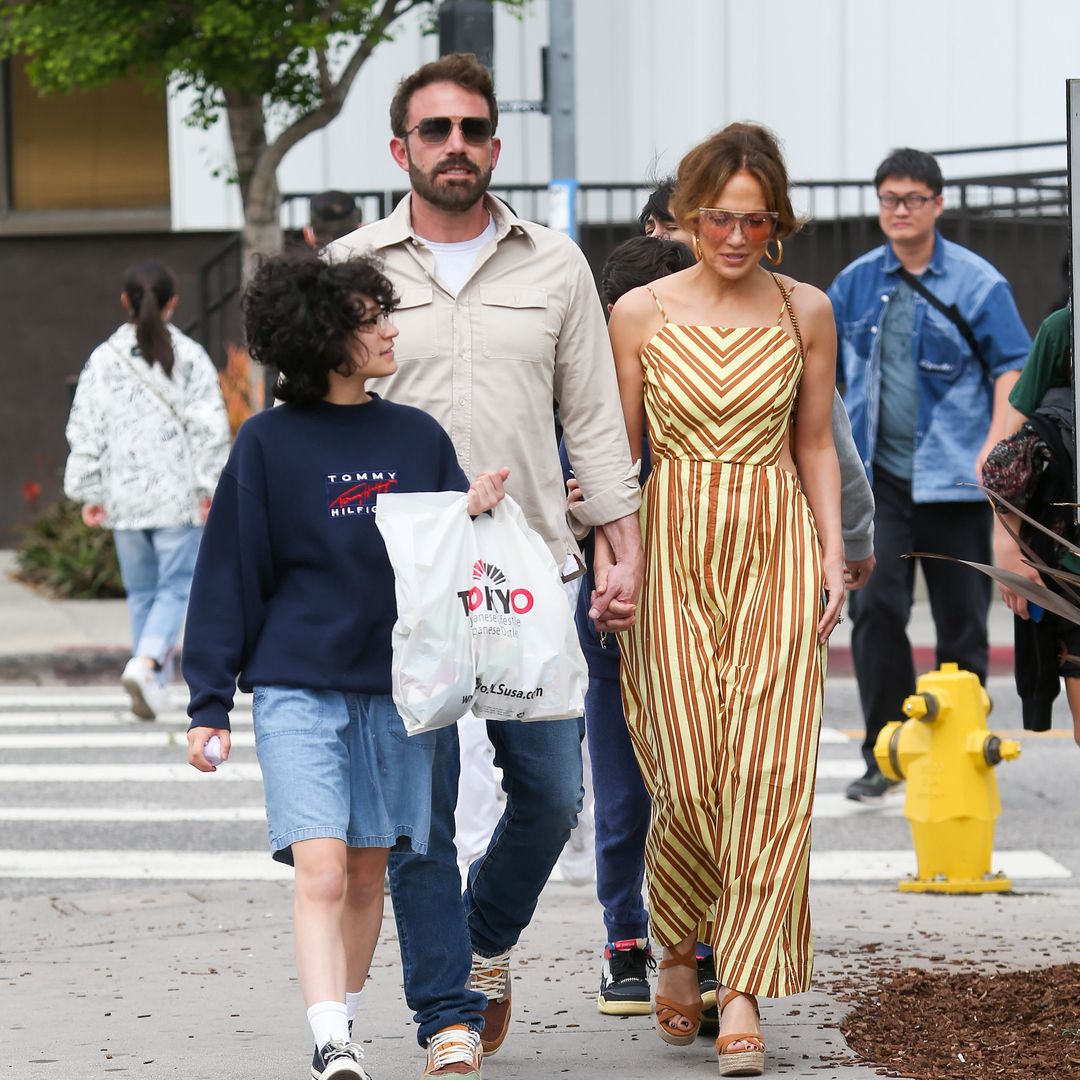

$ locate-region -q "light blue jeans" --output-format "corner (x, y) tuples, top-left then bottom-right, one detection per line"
(113, 526), (202, 673)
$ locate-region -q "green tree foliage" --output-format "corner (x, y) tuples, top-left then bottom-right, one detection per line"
(0, 1), (524, 264)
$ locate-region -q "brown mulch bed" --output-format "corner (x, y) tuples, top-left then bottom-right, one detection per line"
(829, 962), (1080, 1078)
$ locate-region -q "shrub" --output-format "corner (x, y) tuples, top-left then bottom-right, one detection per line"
(15, 498), (125, 599)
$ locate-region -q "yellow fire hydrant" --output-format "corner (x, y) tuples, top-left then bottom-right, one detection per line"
(873, 662), (1021, 894)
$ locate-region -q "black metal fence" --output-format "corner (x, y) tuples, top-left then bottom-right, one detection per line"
(188, 160), (1070, 361)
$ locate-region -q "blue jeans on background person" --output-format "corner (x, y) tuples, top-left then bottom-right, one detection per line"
(113, 526), (202, 674)
(584, 671), (651, 942)
(388, 714), (585, 1046)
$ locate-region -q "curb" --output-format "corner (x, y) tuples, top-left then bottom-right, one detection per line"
(0, 645), (1017, 686)
(827, 644), (1015, 678)
(0, 648), (130, 685)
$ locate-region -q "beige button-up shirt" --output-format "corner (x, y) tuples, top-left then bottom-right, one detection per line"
(327, 194), (640, 569)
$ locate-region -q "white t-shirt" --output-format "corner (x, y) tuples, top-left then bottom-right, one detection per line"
(422, 214), (497, 295)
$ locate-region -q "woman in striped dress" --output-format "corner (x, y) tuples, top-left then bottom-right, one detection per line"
(595, 123), (844, 1076)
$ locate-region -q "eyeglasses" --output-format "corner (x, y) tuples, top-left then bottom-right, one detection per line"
(357, 310), (394, 333)
(878, 192), (937, 211)
(403, 116), (494, 145)
(696, 208), (779, 243)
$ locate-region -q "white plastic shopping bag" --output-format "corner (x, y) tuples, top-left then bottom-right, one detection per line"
(375, 491), (478, 733)
(468, 495), (588, 721)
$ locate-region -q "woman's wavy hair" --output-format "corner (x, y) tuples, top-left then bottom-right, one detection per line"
(672, 122), (799, 240)
(123, 262), (176, 377)
(242, 249), (399, 406)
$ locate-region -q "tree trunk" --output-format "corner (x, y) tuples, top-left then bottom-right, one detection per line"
(224, 91), (283, 280)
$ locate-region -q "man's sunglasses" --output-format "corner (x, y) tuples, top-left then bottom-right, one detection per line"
(697, 208), (779, 243)
(403, 116), (494, 145)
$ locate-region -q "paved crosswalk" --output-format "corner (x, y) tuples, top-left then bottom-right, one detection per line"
(0, 685), (1071, 888)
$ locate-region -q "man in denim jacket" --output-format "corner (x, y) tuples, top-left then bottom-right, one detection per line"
(829, 148), (1030, 801)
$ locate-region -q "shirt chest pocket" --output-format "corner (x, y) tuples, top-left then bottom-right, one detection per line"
(917, 316), (965, 384)
(479, 285), (552, 363)
(393, 285), (439, 361)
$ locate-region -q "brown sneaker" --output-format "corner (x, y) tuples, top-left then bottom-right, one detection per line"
(468, 949), (512, 1056)
(422, 1025), (482, 1078)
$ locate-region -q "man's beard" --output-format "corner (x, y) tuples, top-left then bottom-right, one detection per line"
(408, 151), (492, 212)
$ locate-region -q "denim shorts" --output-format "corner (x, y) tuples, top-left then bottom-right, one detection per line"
(253, 686), (436, 865)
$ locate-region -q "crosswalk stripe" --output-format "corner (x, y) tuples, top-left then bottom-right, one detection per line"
(0, 713), (254, 728)
(808, 849), (1072, 881)
(0, 763), (264, 782)
(811, 793), (904, 818)
(0, 847), (1067, 882)
(0, 693), (251, 713)
(0, 806), (265, 822)
(0, 731), (256, 749)
(0, 850), (291, 880)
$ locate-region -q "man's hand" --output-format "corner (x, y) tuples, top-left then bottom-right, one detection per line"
(589, 552), (643, 632)
(844, 554), (876, 591)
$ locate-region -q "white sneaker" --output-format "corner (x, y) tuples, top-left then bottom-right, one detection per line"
(316, 1040), (369, 1080)
(121, 658), (170, 720)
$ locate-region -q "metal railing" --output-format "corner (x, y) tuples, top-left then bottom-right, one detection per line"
(190, 143), (1069, 359)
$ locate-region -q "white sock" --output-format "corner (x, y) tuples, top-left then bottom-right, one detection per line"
(307, 1000), (349, 1049)
(346, 989), (363, 1025)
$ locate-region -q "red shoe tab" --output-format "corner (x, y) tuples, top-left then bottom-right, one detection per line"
(613, 938), (641, 951)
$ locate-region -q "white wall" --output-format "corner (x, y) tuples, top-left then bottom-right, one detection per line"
(168, 0), (1079, 231)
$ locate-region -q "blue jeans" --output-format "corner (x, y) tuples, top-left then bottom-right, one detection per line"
(585, 671), (651, 941)
(387, 715), (584, 1046)
(113, 526), (202, 672)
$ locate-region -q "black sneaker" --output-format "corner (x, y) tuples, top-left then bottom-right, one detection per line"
(312, 1021), (355, 1078)
(597, 937), (656, 1015)
(697, 947), (719, 1034)
(312, 1034), (366, 1080)
(845, 768), (902, 803)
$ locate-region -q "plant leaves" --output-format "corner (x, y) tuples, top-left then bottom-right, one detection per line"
(970, 482), (1080, 558)
(907, 552), (1080, 627)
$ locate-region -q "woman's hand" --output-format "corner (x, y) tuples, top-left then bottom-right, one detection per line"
(994, 529), (1043, 619)
(467, 467), (511, 515)
(818, 558), (846, 644)
(81, 504), (106, 528)
(188, 727), (231, 772)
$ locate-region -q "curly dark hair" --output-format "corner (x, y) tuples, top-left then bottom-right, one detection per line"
(242, 249), (398, 406)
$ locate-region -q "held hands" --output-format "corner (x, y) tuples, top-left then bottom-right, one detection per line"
(188, 727), (231, 772)
(566, 477), (584, 508)
(81, 504), (106, 528)
(467, 467), (511, 516)
(818, 558), (847, 644)
(589, 543), (643, 633)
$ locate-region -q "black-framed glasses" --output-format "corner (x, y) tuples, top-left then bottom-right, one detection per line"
(357, 310), (394, 333)
(878, 192), (937, 211)
(403, 116), (494, 145)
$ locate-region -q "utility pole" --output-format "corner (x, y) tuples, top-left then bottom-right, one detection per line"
(546, 0), (577, 242)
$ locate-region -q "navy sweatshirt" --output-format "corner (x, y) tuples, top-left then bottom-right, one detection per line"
(184, 395), (468, 731)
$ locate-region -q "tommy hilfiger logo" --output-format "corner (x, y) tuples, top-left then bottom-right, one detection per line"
(326, 470), (398, 518)
(457, 560), (534, 615)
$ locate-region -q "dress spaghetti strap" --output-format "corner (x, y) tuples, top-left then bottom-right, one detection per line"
(646, 286), (669, 322)
(770, 273), (803, 357)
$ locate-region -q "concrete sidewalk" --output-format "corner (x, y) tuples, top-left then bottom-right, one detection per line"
(0, 548), (1018, 684)
(3, 878), (1077, 1079)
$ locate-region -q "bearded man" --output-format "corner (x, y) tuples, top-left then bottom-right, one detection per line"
(327, 53), (644, 1079)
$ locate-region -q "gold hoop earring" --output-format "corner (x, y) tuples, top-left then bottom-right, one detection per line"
(692, 233), (703, 262)
(765, 238), (783, 265)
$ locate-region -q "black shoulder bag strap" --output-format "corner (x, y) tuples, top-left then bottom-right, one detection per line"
(894, 266), (990, 379)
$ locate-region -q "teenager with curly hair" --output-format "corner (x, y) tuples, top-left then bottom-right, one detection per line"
(182, 249), (509, 1080)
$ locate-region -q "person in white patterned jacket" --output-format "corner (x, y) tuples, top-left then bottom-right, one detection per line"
(64, 262), (230, 720)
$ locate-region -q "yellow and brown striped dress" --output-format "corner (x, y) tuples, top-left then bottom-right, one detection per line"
(621, 278), (826, 999)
